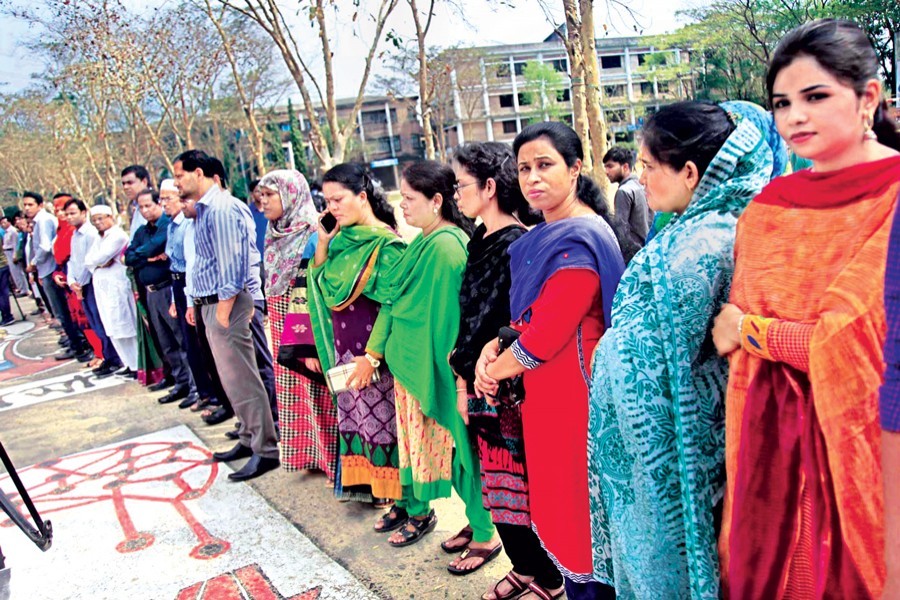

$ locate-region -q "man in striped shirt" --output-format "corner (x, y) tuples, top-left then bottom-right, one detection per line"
(173, 150), (279, 482)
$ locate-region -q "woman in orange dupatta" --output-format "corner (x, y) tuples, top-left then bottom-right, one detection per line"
(712, 20), (900, 599)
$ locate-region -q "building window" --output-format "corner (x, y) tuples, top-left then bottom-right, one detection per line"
(556, 88), (571, 102)
(407, 108), (419, 122)
(514, 62), (527, 76)
(600, 55), (623, 70)
(640, 81), (654, 96)
(499, 94), (515, 108)
(637, 53), (647, 66)
(361, 109), (397, 125)
(517, 92), (532, 106)
(550, 58), (567, 73)
(411, 134), (426, 151)
(658, 81), (670, 94)
(496, 63), (510, 78)
(603, 84), (625, 98)
(375, 135), (402, 154)
(501, 120), (518, 134)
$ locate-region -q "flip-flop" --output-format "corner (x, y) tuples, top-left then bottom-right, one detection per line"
(440, 525), (474, 554)
(524, 581), (565, 600)
(482, 571), (529, 600)
(446, 543), (503, 575)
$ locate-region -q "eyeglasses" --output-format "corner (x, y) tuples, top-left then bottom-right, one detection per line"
(453, 181), (478, 194)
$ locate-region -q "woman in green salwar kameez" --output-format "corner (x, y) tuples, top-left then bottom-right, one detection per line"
(366, 161), (501, 575)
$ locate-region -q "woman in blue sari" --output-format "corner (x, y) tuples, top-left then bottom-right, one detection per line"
(586, 101), (786, 599)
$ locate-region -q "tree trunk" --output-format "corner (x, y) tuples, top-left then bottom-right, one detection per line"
(409, 0), (436, 160)
(204, 0), (266, 175)
(563, 0), (592, 174)
(579, 0), (609, 195)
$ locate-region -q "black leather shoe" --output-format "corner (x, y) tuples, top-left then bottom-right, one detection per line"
(228, 455), (280, 481)
(95, 362), (121, 379)
(158, 387), (189, 404)
(203, 407), (235, 426)
(224, 429), (240, 440)
(212, 443), (253, 463)
(179, 393), (199, 409)
(148, 378), (174, 392)
(75, 349), (94, 363)
(55, 348), (76, 360)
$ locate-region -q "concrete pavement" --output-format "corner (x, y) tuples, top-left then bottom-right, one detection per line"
(0, 298), (511, 599)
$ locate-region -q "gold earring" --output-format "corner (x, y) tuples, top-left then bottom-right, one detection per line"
(864, 113), (877, 141)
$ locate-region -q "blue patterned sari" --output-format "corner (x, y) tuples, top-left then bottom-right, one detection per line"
(587, 110), (782, 599)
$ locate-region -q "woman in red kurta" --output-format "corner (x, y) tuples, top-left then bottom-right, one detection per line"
(476, 121), (625, 600)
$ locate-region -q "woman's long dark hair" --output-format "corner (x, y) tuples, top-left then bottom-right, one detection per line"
(767, 19), (900, 151)
(402, 160), (475, 237)
(453, 142), (543, 226)
(641, 101), (736, 178)
(512, 121), (614, 229)
(322, 162), (397, 229)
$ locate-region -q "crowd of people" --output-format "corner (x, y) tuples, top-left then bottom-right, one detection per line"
(2, 18), (900, 600)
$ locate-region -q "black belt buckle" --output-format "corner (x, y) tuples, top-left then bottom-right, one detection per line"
(147, 280), (172, 293)
(194, 294), (219, 306)
(172, 272), (185, 281)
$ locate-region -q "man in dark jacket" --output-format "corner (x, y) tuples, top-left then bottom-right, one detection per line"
(125, 188), (192, 403)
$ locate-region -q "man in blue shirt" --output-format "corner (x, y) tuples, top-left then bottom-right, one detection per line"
(173, 149), (279, 482)
(125, 189), (193, 404)
(64, 198), (122, 377)
(23, 191), (92, 360)
(161, 178), (216, 410)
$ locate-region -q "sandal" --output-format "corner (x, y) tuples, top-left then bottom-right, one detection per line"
(483, 572), (529, 600)
(440, 525), (474, 554)
(524, 582), (565, 600)
(387, 510), (437, 547)
(373, 506), (408, 532)
(447, 543), (503, 575)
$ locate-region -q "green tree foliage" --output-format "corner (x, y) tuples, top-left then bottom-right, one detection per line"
(650, 0), (898, 104)
(521, 60), (569, 121)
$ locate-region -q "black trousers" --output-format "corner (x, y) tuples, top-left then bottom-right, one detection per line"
(173, 277), (217, 400)
(194, 302), (231, 410)
(495, 522), (564, 590)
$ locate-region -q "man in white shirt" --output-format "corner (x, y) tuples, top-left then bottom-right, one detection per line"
(65, 199), (123, 378)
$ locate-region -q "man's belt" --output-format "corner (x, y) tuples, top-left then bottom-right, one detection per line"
(145, 280), (172, 292)
(194, 294), (219, 306)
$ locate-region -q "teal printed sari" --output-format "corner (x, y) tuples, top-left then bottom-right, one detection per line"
(587, 109), (782, 599)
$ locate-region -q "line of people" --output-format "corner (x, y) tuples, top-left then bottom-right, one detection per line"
(5, 17), (899, 599)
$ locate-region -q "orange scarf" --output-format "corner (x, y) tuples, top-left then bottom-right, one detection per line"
(721, 156), (900, 599)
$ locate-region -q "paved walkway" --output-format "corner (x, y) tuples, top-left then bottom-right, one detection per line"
(0, 299), (510, 599)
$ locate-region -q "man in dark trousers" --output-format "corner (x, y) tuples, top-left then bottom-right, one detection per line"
(125, 189), (193, 404)
(173, 149), (279, 482)
(604, 146), (653, 264)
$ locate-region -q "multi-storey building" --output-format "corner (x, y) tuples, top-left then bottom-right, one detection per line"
(270, 31), (693, 186)
(443, 31), (692, 146)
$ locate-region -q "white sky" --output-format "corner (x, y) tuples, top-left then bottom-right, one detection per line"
(0, 0), (699, 101)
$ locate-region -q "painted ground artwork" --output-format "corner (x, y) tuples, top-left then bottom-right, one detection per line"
(0, 426), (376, 600)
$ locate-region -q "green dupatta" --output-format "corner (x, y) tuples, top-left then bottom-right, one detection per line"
(366, 226), (475, 475)
(307, 225), (406, 375)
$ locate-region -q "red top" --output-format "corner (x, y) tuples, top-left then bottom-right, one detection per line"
(516, 268), (603, 578)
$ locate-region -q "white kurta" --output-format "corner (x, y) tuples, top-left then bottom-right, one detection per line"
(85, 226), (137, 339)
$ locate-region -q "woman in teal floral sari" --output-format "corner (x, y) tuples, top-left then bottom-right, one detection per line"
(587, 101), (786, 599)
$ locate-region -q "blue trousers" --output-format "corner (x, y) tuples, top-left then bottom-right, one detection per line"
(564, 578), (616, 600)
(82, 282), (120, 366)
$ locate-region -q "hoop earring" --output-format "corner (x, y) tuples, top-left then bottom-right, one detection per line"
(864, 113), (877, 141)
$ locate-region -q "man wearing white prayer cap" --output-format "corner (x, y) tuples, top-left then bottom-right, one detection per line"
(84, 203), (139, 378)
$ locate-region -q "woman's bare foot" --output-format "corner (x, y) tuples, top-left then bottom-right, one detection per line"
(448, 535), (502, 572)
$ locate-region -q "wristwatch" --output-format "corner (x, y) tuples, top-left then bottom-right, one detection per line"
(364, 353), (381, 368)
